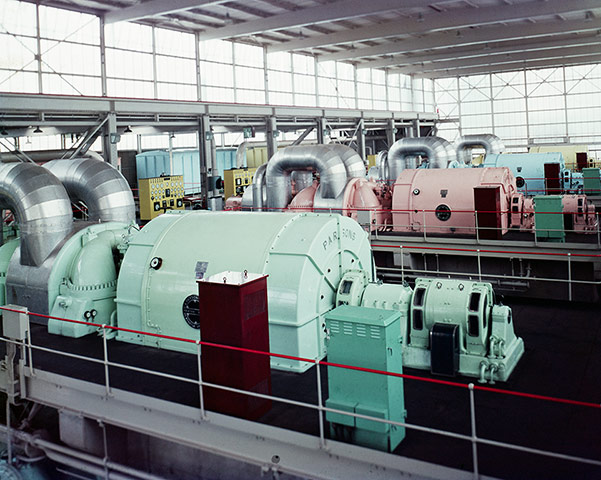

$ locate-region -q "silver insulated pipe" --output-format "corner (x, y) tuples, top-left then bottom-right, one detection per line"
(265, 145), (362, 211)
(385, 136), (456, 181)
(455, 134), (505, 164)
(0, 162), (73, 266)
(44, 158), (135, 224)
(251, 163), (267, 211)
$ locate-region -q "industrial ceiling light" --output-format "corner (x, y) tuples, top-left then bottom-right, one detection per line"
(124, 125), (133, 133)
(0, 127), (7, 136)
(33, 126), (43, 133)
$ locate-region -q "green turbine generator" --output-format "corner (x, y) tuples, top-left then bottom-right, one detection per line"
(0, 210), (524, 382)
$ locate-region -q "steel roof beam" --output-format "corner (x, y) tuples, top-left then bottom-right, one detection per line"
(390, 44), (601, 74)
(268, 0), (601, 53)
(321, 17), (601, 63)
(196, 0), (429, 41)
(416, 54), (601, 78)
(104, 0), (226, 24)
(357, 35), (601, 69)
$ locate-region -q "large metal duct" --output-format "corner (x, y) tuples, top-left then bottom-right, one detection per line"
(455, 134), (505, 164)
(265, 145), (353, 211)
(44, 158), (135, 224)
(385, 136), (456, 181)
(327, 144), (366, 178)
(0, 162), (73, 266)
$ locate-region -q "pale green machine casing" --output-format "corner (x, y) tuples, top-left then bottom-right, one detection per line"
(115, 211), (373, 372)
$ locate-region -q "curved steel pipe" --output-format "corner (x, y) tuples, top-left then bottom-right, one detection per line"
(251, 163), (267, 211)
(0, 162), (73, 266)
(265, 145), (355, 211)
(44, 158), (135, 224)
(386, 136), (456, 181)
(455, 134), (505, 164)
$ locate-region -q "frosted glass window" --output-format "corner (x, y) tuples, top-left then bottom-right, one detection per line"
(494, 112), (527, 126)
(292, 54), (314, 75)
(157, 83), (197, 101)
(318, 77), (337, 96)
(357, 82), (371, 99)
(294, 93), (316, 107)
(268, 70), (292, 92)
(529, 110), (565, 125)
(0, 0), (37, 36)
(201, 86), (235, 103)
(200, 61), (234, 87)
(237, 88), (265, 104)
(106, 49), (154, 81)
(373, 99), (387, 110)
(39, 6), (99, 44)
(105, 22), (152, 52)
(337, 62), (354, 80)
(41, 41), (101, 76)
(388, 86), (400, 103)
(155, 28), (195, 58)
(388, 101), (400, 111)
(337, 79), (354, 97)
(567, 93), (601, 109)
(156, 56), (196, 84)
(318, 61), (336, 77)
(373, 84), (386, 102)
(234, 44), (263, 68)
(41, 73), (100, 96)
(199, 39), (233, 63)
(356, 69), (370, 83)
(294, 74), (315, 94)
(235, 66), (264, 90)
(358, 98), (372, 109)
(107, 78), (154, 98)
(267, 52), (291, 71)
(388, 73), (400, 87)
(527, 96), (564, 111)
(270, 92), (293, 105)
(0, 34), (36, 70)
(372, 69), (385, 85)
(0, 70), (38, 93)
(319, 95), (338, 108)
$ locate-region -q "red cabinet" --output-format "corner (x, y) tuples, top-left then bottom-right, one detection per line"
(197, 271), (271, 420)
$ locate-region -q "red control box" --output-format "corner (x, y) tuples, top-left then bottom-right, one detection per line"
(197, 271), (271, 420)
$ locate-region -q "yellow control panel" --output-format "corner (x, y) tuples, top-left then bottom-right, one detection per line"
(223, 167), (257, 199)
(138, 175), (185, 221)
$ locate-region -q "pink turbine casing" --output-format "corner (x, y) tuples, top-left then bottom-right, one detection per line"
(392, 167), (517, 234)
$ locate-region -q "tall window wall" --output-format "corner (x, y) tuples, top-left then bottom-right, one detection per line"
(434, 65), (601, 158)
(0, 0), (432, 113)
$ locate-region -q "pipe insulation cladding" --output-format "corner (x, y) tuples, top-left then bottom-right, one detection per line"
(44, 158), (136, 224)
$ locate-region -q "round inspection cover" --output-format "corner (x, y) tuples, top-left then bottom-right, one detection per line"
(435, 204), (451, 221)
(182, 294), (200, 329)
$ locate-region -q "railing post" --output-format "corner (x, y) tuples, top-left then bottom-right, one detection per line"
(6, 395), (12, 465)
(477, 249), (482, 281)
(475, 209), (479, 243)
(400, 245), (404, 283)
(469, 383), (479, 479)
(101, 325), (111, 396)
(596, 212), (599, 248)
(315, 359), (326, 449)
(422, 209), (427, 240)
(26, 312), (34, 377)
(196, 340), (206, 419)
(567, 253), (572, 302)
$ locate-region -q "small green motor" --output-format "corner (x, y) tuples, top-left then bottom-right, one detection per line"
(325, 305), (405, 452)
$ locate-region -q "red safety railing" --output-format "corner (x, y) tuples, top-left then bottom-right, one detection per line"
(2, 305), (601, 477)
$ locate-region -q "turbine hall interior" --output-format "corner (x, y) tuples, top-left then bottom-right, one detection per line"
(1, 1), (601, 479)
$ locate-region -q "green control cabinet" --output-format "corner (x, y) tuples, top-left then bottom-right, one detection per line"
(325, 305), (406, 452)
(534, 195), (565, 242)
(583, 167), (601, 196)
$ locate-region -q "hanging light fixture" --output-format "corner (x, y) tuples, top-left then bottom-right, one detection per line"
(124, 125), (133, 133)
(33, 126), (43, 133)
